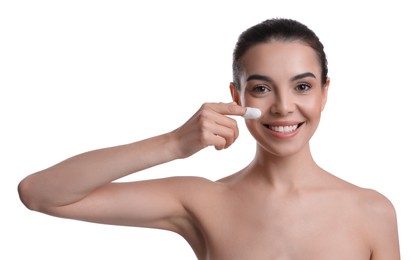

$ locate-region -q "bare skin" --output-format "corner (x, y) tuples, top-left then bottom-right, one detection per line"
(18, 41), (400, 259)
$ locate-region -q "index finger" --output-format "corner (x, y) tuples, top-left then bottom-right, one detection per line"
(207, 102), (246, 116)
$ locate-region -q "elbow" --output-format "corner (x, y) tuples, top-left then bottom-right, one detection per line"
(18, 177), (41, 211)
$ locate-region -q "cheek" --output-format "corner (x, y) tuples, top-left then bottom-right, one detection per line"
(299, 96), (324, 120)
(240, 92), (270, 110)
(239, 90), (248, 106)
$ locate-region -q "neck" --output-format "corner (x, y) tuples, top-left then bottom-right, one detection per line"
(244, 143), (323, 191)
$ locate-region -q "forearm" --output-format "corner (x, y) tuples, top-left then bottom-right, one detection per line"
(18, 102), (246, 212)
(18, 132), (180, 210)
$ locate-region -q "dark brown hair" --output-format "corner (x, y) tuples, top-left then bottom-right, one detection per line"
(232, 18), (328, 90)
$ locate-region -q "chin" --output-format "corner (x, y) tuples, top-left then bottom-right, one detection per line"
(257, 141), (308, 159)
(247, 123), (315, 159)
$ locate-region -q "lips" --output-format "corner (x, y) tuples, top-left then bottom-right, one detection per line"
(264, 122), (305, 133)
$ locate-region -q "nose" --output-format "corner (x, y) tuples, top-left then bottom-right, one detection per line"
(270, 91), (294, 116)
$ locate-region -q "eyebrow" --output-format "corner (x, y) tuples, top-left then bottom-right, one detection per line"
(246, 72), (316, 84)
(290, 72), (316, 82)
(246, 74), (274, 84)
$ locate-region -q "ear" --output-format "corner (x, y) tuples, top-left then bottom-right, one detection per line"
(229, 82), (241, 105)
(321, 78), (330, 111)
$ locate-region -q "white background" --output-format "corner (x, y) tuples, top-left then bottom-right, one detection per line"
(1, 0), (413, 259)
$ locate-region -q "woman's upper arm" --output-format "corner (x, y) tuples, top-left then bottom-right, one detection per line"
(44, 177), (193, 232)
(367, 191), (400, 260)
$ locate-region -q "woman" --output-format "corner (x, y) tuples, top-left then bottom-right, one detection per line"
(18, 18), (400, 259)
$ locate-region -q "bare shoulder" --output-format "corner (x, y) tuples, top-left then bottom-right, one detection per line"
(328, 175), (397, 221)
(326, 175), (400, 258)
(352, 187), (398, 234)
(334, 179), (397, 222)
(323, 173), (393, 211)
(354, 187), (400, 258)
(356, 188), (396, 218)
(160, 175), (225, 200)
(164, 175), (221, 189)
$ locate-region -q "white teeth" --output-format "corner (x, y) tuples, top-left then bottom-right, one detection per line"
(269, 124), (298, 133)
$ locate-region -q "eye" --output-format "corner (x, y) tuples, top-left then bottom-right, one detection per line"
(295, 83), (312, 93)
(251, 85), (270, 94)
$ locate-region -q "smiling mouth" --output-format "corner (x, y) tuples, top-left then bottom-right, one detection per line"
(264, 122), (305, 133)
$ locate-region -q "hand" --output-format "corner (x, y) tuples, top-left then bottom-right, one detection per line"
(171, 102), (246, 158)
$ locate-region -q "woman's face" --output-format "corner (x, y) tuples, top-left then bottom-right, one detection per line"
(231, 40), (329, 157)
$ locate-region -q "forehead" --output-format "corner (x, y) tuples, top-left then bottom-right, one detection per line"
(240, 41), (321, 82)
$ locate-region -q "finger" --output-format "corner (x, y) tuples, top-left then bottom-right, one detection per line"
(198, 119), (236, 149)
(212, 114), (239, 141)
(198, 130), (227, 150)
(213, 135), (227, 150)
(202, 102), (246, 117)
(211, 124), (238, 148)
(198, 108), (239, 141)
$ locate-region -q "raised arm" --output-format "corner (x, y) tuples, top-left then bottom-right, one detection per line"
(18, 102), (246, 230)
